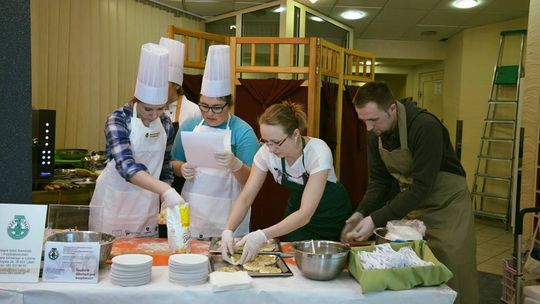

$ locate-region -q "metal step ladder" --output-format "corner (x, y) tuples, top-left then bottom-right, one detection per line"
(471, 29), (527, 228)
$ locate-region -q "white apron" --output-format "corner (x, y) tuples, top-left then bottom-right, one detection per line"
(89, 104), (167, 238)
(181, 116), (250, 238)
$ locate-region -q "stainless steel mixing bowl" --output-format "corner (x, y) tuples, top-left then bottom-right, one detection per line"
(292, 240), (350, 281)
(46, 231), (115, 265)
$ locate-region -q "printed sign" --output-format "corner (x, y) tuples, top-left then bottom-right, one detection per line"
(0, 204), (47, 282)
(42, 241), (99, 283)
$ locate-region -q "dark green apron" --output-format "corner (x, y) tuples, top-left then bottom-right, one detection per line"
(280, 138), (351, 242)
(378, 102), (478, 304)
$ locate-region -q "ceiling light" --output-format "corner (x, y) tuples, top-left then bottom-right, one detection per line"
(309, 0), (318, 3)
(452, 0), (479, 9)
(421, 30), (438, 36)
(273, 7), (285, 13)
(309, 16), (324, 22)
(360, 60), (379, 66)
(340, 10), (366, 20)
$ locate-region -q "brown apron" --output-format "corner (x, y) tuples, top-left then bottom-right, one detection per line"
(378, 102), (478, 304)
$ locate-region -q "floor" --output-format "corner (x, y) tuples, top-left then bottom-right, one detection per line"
(475, 218), (514, 275)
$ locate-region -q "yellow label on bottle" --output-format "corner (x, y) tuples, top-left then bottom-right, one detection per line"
(180, 202), (190, 227)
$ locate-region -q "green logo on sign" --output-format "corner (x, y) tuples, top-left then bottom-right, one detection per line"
(48, 248), (59, 260)
(7, 215), (30, 240)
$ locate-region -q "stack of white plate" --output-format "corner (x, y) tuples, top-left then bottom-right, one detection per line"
(110, 254), (153, 287)
(168, 254), (209, 285)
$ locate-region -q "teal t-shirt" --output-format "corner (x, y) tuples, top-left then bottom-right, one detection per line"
(171, 115), (260, 165)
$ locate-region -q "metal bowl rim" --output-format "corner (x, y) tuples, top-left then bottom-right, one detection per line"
(292, 240), (350, 256)
(46, 231), (115, 244)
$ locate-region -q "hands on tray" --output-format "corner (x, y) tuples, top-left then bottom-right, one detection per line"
(221, 230), (235, 264)
(220, 229), (269, 264)
(237, 230), (268, 264)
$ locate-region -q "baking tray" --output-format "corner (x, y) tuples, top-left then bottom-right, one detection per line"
(210, 254), (293, 277)
(208, 237), (281, 254)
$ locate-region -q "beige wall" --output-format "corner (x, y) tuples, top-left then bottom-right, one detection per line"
(375, 74), (407, 100)
(442, 31), (464, 144)
(31, 0), (204, 151)
(354, 39), (446, 61)
(520, 0), (540, 236)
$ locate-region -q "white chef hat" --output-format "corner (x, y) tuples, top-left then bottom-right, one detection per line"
(134, 43), (169, 105)
(159, 37), (184, 86)
(200, 45), (231, 97)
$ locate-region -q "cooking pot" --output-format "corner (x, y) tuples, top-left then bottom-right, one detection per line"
(373, 227), (414, 244)
(82, 151), (107, 171)
(56, 149), (88, 160)
(46, 231), (115, 266)
(292, 240), (350, 281)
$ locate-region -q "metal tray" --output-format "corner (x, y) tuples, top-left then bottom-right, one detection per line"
(210, 254), (293, 277)
(208, 237), (281, 254)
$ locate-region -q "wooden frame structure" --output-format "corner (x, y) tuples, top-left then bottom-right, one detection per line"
(166, 25), (375, 177)
(167, 25), (229, 70)
(229, 37), (374, 176)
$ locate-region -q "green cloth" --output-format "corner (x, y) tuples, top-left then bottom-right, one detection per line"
(348, 240), (453, 293)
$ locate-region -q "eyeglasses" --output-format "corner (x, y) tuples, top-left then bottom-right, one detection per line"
(199, 103), (228, 114)
(259, 135), (289, 148)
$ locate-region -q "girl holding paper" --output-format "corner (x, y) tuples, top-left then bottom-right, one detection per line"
(171, 45), (259, 239)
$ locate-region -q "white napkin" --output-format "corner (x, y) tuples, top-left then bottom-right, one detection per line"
(358, 243), (433, 270)
(209, 271), (253, 292)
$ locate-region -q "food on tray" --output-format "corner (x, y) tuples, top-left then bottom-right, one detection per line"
(260, 243), (277, 252)
(215, 239), (277, 252)
(216, 265), (242, 272)
(230, 254), (242, 265)
(259, 266), (282, 274)
(256, 254), (277, 266)
(233, 244), (244, 252)
(212, 254), (290, 276)
(239, 255), (281, 273)
(242, 260), (264, 272)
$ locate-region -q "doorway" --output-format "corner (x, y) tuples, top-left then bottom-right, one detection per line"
(419, 71), (444, 121)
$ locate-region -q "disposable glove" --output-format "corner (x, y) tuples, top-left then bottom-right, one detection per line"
(161, 188), (185, 209)
(345, 216), (375, 242)
(221, 229), (234, 264)
(340, 211), (364, 243)
(236, 229), (267, 264)
(214, 151), (243, 172)
(181, 163), (196, 180)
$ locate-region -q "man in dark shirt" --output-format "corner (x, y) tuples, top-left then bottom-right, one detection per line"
(341, 82), (478, 304)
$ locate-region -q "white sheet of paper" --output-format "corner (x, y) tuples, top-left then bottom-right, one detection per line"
(181, 131), (226, 170)
(42, 241), (100, 283)
(0, 203), (47, 283)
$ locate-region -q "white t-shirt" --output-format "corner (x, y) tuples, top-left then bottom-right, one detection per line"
(253, 137), (337, 186)
(165, 96), (201, 125)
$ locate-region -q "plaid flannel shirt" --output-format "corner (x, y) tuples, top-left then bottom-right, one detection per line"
(104, 102), (174, 184)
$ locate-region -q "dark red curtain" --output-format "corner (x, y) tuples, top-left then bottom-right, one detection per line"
(182, 74), (203, 104)
(235, 78), (307, 137)
(340, 85), (368, 210)
(235, 78), (307, 232)
(320, 81), (339, 153)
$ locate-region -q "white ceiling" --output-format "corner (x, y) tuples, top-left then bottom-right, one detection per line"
(153, 0), (529, 41)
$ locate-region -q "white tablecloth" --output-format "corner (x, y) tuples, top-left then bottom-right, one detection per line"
(0, 265), (456, 304)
